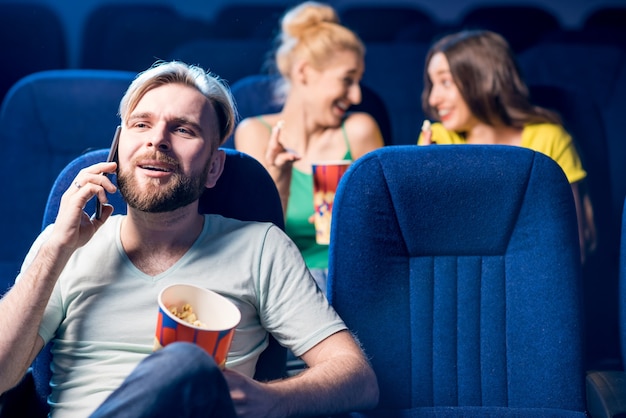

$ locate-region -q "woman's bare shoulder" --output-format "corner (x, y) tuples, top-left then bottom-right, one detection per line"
(344, 112), (385, 148)
(236, 113), (280, 137)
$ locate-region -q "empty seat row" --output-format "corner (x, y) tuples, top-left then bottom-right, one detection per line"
(2, 3), (624, 103)
(3, 3), (623, 80)
(76, 3), (626, 75)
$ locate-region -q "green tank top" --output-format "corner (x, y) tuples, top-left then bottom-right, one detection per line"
(257, 117), (352, 269)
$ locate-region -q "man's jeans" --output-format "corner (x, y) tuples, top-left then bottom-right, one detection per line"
(90, 342), (236, 418)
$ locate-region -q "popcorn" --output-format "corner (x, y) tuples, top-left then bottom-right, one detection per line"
(421, 120), (434, 145)
(169, 303), (205, 328)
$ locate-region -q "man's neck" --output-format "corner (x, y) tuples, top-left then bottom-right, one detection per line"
(120, 205), (205, 276)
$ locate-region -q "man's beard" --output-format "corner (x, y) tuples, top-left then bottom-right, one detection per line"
(117, 153), (210, 213)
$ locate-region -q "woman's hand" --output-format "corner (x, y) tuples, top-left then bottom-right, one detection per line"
(264, 120), (300, 169)
(263, 121), (301, 215)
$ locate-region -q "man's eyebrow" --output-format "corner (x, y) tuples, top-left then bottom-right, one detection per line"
(127, 112), (153, 123)
(127, 114), (204, 134)
(172, 117), (204, 135)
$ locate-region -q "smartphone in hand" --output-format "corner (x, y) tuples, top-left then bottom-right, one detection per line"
(95, 125), (121, 219)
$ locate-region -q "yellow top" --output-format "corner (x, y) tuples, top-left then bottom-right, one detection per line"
(417, 122), (586, 183)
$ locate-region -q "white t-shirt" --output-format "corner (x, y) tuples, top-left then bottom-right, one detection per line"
(19, 214), (345, 417)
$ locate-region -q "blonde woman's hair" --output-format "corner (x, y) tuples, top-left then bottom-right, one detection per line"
(119, 60), (237, 145)
(274, 2), (364, 78)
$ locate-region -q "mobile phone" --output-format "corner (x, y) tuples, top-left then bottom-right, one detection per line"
(95, 125), (121, 219)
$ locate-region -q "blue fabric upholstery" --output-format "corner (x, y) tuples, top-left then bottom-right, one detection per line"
(584, 5), (626, 33)
(0, 4), (66, 104)
(337, 5), (437, 43)
(528, 83), (619, 366)
(168, 38), (275, 85)
(209, 4), (286, 39)
(519, 43), (625, 118)
(518, 41), (625, 173)
(360, 42), (430, 145)
(327, 145), (586, 416)
(0, 69), (136, 297)
(346, 406), (587, 418)
(619, 196), (626, 364)
(585, 196), (626, 418)
(9, 147), (286, 416)
(519, 41), (626, 369)
(457, 6), (561, 53)
(79, 4), (211, 72)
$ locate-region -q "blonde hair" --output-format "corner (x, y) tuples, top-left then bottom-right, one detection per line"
(274, 2), (364, 78)
(119, 61), (236, 145)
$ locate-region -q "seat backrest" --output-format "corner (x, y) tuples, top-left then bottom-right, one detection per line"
(519, 42), (626, 209)
(584, 7), (626, 33)
(33, 147), (287, 411)
(621, 196), (626, 364)
(528, 83), (620, 365)
(338, 5), (437, 43)
(518, 42), (625, 111)
(227, 74), (393, 148)
(168, 38), (275, 86)
(327, 145), (586, 414)
(210, 4), (285, 39)
(0, 3), (67, 104)
(0, 69), (136, 298)
(80, 4), (211, 71)
(361, 42), (430, 145)
(457, 5), (561, 53)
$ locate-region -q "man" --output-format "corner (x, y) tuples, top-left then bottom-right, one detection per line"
(0, 61), (378, 417)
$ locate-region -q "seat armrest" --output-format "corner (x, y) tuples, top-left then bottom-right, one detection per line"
(586, 370), (626, 418)
(0, 369), (46, 418)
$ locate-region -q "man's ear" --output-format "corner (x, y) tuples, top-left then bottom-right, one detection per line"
(205, 148), (225, 188)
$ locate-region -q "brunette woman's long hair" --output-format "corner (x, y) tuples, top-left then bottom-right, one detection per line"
(422, 30), (561, 128)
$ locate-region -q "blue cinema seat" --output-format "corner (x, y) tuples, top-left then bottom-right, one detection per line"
(328, 145), (587, 416)
(456, 5), (561, 53)
(0, 147), (287, 417)
(168, 38), (275, 85)
(337, 4), (437, 43)
(209, 3), (286, 39)
(0, 3), (67, 104)
(528, 83), (619, 367)
(518, 41), (626, 214)
(586, 196), (626, 418)
(520, 46), (626, 329)
(0, 69), (136, 298)
(360, 42), (430, 146)
(79, 4), (212, 72)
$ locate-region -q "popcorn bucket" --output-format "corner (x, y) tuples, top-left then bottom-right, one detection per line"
(154, 283), (241, 368)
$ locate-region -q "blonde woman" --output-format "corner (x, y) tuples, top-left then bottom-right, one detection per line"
(235, 1), (384, 290)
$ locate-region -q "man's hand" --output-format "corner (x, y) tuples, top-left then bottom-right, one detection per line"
(223, 368), (281, 418)
(48, 161), (118, 252)
(223, 331), (378, 417)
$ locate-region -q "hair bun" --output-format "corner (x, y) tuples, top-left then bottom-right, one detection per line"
(281, 1), (339, 39)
